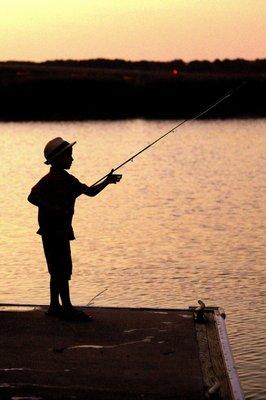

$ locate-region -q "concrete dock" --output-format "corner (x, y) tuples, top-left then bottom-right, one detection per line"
(0, 305), (236, 399)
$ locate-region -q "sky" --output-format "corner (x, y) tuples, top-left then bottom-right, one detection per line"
(0, 0), (265, 62)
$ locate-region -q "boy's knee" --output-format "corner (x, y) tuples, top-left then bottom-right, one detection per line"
(50, 275), (69, 286)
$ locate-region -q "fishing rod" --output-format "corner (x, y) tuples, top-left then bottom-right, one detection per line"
(91, 82), (246, 186)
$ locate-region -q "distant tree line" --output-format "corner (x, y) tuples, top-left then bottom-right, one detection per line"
(2, 58), (266, 73)
(0, 58), (265, 120)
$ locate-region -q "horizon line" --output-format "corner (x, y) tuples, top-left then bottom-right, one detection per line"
(1, 57), (266, 64)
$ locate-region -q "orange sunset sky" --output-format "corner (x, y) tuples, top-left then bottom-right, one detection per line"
(1, 0), (265, 62)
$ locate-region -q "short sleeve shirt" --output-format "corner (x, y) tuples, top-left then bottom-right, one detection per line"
(30, 167), (87, 239)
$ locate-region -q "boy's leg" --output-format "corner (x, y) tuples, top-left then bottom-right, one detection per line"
(59, 279), (73, 309)
(42, 235), (92, 321)
(42, 235), (72, 313)
(59, 278), (93, 321)
(50, 277), (61, 309)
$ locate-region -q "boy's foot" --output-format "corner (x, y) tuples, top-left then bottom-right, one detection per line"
(45, 305), (63, 317)
(60, 307), (93, 322)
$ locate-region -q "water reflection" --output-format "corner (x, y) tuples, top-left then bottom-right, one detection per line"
(0, 119), (265, 398)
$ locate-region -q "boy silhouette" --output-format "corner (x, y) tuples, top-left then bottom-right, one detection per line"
(28, 137), (121, 321)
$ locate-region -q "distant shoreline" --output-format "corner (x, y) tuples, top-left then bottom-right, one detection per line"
(0, 59), (265, 120)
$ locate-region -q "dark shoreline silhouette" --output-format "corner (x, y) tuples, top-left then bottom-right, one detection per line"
(0, 59), (265, 120)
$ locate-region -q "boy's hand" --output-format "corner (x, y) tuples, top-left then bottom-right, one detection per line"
(107, 169), (122, 184)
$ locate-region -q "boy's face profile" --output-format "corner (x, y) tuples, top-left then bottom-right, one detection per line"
(51, 148), (73, 170)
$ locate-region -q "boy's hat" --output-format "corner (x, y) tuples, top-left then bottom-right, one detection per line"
(44, 137), (76, 164)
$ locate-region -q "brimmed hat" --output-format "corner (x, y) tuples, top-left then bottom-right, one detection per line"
(44, 137), (76, 165)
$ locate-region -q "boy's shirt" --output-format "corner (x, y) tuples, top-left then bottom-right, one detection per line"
(28, 167), (87, 240)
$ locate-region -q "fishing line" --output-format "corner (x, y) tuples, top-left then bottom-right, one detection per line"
(86, 288), (108, 307)
(91, 82), (246, 186)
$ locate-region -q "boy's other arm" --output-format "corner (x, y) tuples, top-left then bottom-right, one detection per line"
(28, 188), (43, 207)
(82, 172), (122, 197)
(28, 187), (65, 215)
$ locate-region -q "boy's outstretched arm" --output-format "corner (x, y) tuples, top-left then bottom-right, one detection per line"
(83, 171), (122, 197)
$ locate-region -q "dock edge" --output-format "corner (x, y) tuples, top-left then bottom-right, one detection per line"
(214, 308), (244, 400)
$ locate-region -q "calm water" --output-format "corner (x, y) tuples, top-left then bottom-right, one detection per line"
(0, 119), (265, 398)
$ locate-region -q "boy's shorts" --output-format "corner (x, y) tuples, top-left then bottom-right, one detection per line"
(41, 235), (72, 280)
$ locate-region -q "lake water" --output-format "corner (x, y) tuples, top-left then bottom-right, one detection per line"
(0, 119), (265, 398)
